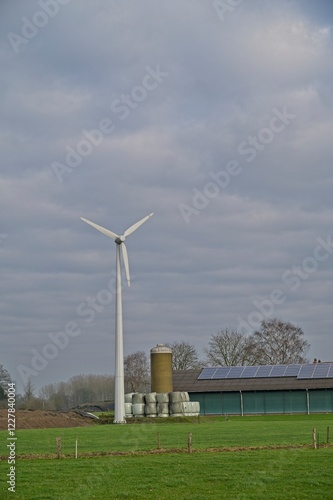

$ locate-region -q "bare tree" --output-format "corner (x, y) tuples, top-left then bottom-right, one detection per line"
(24, 379), (35, 399)
(0, 364), (11, 390)
(0, 386), (6, 401)
(205, 328), (253, 366)
(50, 382), (70, 410)
(124, 351), (150, 393)
(249, 318), (310, 365)
(39, 383), (56, 402)
(166, 340), (202, 370)
(22, 379), (37, 409)
(87, 374), (114, 401)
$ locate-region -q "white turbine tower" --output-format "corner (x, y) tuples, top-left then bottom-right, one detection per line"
(80, 213), (154, 424)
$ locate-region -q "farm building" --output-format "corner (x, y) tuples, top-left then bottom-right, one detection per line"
(172, 363), (333, 415)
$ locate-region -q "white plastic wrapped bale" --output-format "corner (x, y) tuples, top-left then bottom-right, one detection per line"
(145, 392), (157, 403)
(132, 403), (145, 417)
(170, 401), (184, 416)
(181, 391), (190, 402)
(145, 402), (157, 416)
(182, 401), (200, 416)
(156, 392), (169, 403)
(125, 393), (136, 403)
(191, 401), (200, 416)
(157, 402), (169, 417)
(125, 402), (133, 418)
(132, 393), (145, 404)
(182, 402), (191, 413)
(169, 391), (183, 403)
(170, 401), (200, 416)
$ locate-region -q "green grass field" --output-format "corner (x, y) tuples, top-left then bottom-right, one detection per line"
(1, 415), (332, 499)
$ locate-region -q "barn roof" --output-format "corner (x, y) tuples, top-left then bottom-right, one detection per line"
(173, 363), (333, 392)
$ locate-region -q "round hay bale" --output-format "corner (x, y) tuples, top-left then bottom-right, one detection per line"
(169, 391), (182, 403)
(157, 402), (169, 416)
(191, 402), (200, 413)
(125, 403), (133, 414)
(145, 392), (157, 403)
(184, 401), (200, 416)
(156, 392), (169, 403)
(145, 403), (157, 415)
(182, 402), (191, 413)
(170, 402), (183, 414)
(181, 392), (190, 402)
(125, 393), (136, 403)
(132, 393), (145, 404)
(132, 403), (145, 416)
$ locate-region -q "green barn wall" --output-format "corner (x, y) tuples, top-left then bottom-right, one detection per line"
(223, 392), (242, 414)
(309, 389), (333, 413)
(190, 389), (333, 415)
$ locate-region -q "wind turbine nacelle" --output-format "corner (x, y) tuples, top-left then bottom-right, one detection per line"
(115, 236), (125, 244)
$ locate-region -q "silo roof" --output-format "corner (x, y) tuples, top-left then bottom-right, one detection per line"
(151, 344), (172, 354)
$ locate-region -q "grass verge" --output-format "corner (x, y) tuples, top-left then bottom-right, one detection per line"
(0, 414), (332, 499)
(0, 448), (332, 499)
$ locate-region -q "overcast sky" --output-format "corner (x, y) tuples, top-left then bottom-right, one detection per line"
(1, 0), (333, 393)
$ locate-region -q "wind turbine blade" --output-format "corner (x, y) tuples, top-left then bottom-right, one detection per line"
(124, 213), (154, 238)
(80, 218), (119, 240)
(121, 243), (130, 287)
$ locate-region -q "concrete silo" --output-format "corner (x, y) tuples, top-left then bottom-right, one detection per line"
(150, 344), (173, 393)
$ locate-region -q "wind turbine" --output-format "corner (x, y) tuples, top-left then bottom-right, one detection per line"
(80, 213), (154, 423)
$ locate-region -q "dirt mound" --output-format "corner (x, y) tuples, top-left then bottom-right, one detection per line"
(0, 409), (96, 430)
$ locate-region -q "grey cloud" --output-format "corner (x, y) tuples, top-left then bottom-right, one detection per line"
(1, 0), (333, 391)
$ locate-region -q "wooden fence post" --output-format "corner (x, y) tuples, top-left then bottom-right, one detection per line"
(188, 432), (192, 454)
(312, 428), (317, 449)
(327, 426), (330, 444)
(56, 437), (62, 459)
(157, 432), (160, 450)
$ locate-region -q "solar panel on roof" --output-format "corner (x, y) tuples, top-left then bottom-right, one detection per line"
(214, 367), (231, 379)
(270, 365), (287, 377)
(226, 366), (244, 378)
(312, 363), (330, 378)
(240, 366), (258, 378)
(197, 368), (217, 380)
(328, 364), (333, 378)
(256, 365), (273, 377)
(197, 363), (333, 381)
(297, 364), (316, 379)
(284, 364), (302, 377)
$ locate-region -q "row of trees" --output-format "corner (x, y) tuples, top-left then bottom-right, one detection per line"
(0, 370), (115, 410)
(122, 318), (310, 392)
(206, 319), (310, 366)
(169, 318), (310, 369)
(34, 374), (115, 410)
